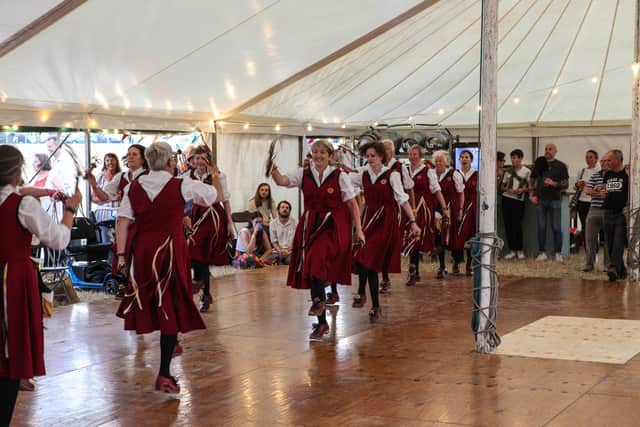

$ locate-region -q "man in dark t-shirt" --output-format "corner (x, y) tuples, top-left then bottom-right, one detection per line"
(529, 144), (569, 261)
(602, 149), (629, 281)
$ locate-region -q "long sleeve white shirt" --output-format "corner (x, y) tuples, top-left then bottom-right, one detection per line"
(286, 165), (357, 202)
(1, 185), (70, 250)
(118, 171), (217, 220)
(350, 165), (409, 205)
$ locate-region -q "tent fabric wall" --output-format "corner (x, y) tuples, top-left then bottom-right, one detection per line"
(216, 133), (300, 218)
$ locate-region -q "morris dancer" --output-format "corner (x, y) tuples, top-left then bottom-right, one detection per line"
(0, 146), (81, 425)
(115, 142), (222, 393)
(185, 146), (233, 312)
(453, 150), (478, 276)
(351, 141), (420, 322)
(380, 139), (415, 293)
(433, 150), (464, 279)
(404, 145), (448, 286)
(271, 140), (364, 340)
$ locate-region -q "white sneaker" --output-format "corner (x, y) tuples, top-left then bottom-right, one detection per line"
(504, 251), (516, 260)
(517, 251), (525, 259)
(555, 253), (564, 262)
(536, 253), (548, 261)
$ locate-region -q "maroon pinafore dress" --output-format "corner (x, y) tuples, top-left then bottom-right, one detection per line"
(0, 193), (45, 379)
(453, 170), (478, 251)
(438, 168), (461, 249)
(354, 169), (402, 273)
(406, 166), (437, 254)
(188, 170), (230, 266)
(287, 168), (352, 289)
(116, 178), (205, 334)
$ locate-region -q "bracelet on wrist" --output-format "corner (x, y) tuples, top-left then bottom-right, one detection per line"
(64, 206), (77, 215)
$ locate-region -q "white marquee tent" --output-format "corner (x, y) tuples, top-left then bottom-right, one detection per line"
(0, 0), (637, 211)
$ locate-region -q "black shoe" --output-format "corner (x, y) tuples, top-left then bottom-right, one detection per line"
(582, 266), (594, 272)
(619, 270), (628, 281)
(607, 268), (618, 282)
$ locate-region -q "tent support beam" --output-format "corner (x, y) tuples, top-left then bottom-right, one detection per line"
(224, 0), (442, 118)
(475, 0), (499, 352)
(629, 0), (640, 282)
(0, 0), (88, 58)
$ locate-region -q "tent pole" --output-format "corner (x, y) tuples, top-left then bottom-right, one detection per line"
(629, 0), (640, 282)
(475, 0), (499, 352)
(84, 129), (91, 216)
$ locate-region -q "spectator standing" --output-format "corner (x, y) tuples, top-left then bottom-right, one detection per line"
(270, 201), (297, 265)
(574, 150), (599, 243)
(529, 144), (569, 262)
(501, 149), (530, 260)
(32, 154), (52, 188)
(583, 156), (609, 272)
(602, 150), (629, 281)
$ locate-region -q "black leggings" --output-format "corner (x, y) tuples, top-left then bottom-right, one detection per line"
(310, 278), (327, 325)
(0, 377), (19, 426)
(192, 260), (210, 295)
(409, 250), (420, 274)
(356, 264), (380, 308)
(159, 334), (177, 378)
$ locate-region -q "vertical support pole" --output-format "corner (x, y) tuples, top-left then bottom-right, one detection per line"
(298, 136), (303, 218)
(84, 128), (91, 216)
(629, 0), (640, 282)
(476, 0), (499, 352)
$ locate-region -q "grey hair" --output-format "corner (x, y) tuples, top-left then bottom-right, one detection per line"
(0, 145), (24, 186)
(408, 144), (424, 155)
(145, 142), (173, 171)
(432, 149), (449, 165)
(381, 138), (394, 147)
(610, 149), (623, 162)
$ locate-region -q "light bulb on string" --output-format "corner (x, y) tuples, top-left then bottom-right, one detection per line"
(438, 108), (445, 115)
(341, 123), (346, 129)
(633, 62), (640, 76)
(513, 97), (520, 104)
(275, 123), (281, 132)
(306, 123), (313, 132)
(243, 123), (250, 130)
(476, 105), (482, 111)
(591, 75), (599, 83)
(552, 88), (559, 95)
(373, 121), (379, 127)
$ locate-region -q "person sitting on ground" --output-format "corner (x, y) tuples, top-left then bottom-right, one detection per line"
(233, 212), (274, 269)
(270, 200), (297, 265)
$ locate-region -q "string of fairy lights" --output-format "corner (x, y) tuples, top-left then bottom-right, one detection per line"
(2, 62), (640, 134)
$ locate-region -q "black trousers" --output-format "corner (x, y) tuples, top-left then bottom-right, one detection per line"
(0, 377), (19, 427)
(577, 201), (591, 247)
(502, 196), (525, 251)
(604, 210), (627, 276)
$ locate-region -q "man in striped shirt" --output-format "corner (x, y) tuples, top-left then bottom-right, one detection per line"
(582, 157), (608, 272)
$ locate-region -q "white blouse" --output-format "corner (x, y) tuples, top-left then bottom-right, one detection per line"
(437, 167), (465, 193)
(410, 165), (442, 194)
(191, 169), (231, 202)
(387, 158), (415, 190)
(286, 165), (357, 202)
(350, 165), (409, 205)
(118, 171), (218, 220)
(103, 168), (147, 199)
(0, 186), (70, 250)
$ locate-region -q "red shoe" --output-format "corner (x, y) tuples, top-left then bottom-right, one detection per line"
(172, 343), (183, 359)
(155, 375), (180, 393)
(309, 323), (329, 340)
(369, 307), (382, 323)
(326, 292), (340, 305)
(379, 280), (391, 294)
(200, 294), (213, 312)
(308, 298), (325, 316)
(352, 294), (366, 308)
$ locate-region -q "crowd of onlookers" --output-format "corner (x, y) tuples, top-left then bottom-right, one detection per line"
(497, 144), (629, 282)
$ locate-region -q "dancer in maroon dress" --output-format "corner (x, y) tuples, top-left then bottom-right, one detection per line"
(271, 140), (364, 340)
(405, 145), (448, 286)
(433, 150), (465, 279)
(115, 142), (222, 393)
(0, 146), (81, 425)
(379, 139), (415, 293)
(351, 142), (420, 322)
(185, 146), (233, 312)
(453, 150), (478, 276)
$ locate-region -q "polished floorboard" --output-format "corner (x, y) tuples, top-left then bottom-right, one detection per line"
(12, 266), (640, 426)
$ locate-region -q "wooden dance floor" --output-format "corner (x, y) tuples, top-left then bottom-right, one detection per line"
(13, 266), (640, 426)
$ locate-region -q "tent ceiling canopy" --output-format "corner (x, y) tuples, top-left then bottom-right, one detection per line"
(0, 0), (635, 130)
